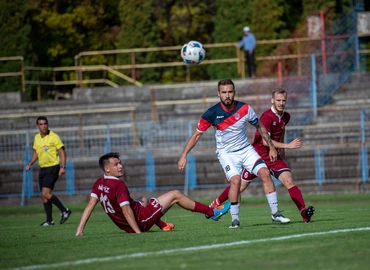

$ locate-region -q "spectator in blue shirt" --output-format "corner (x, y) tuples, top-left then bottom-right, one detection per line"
(235, 26), (257, 78)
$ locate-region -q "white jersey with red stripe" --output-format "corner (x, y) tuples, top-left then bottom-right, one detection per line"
(197, 100), (258, 153)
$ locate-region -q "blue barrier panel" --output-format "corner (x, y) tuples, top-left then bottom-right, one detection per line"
(183, 123), (194, 196)
(104, 125), (111, 153)
(66, 159), (75, 195)
(146, 151), (155, 191)
(360, 110), (369, 182)
(361, 147), (369, 183)
(27, 168), (33, 198)
(311, 54), (317, 118)
(23, 145), (34, 198)
(22, 144), (32, 205)
(361, 110), (365, 143)
(22, 166), (29, 206)
(188, 153), (196, 189)
(184, 162), (189, 196)
(314, 146), (325, 186)
(21, 171), (27, 206)
(184, 152), (196, 194)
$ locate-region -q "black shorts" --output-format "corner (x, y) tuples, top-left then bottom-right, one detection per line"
(39, 165), (60, 191)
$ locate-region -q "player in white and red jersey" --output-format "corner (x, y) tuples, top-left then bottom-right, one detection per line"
(178, 79), (290, 229)
(76, 152), (230, 235)
(210, 88), (315, 223)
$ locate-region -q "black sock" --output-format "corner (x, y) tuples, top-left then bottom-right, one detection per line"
(43, 201), (53, 222)
(49, 195), (66, 213)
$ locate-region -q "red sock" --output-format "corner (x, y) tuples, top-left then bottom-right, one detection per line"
(193, 201), (214, 216)
(218, 186), (230, 204)
(156, 219), (167, 230)
(288, 186), (306, 212)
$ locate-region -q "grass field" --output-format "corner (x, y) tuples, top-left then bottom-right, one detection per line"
(1, 193), (369, 270)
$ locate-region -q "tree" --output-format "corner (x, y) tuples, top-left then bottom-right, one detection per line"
(0, 0), (31, 93)
(26, 0), (120, 67)
(117, 0), (215, 84)
(21, 0), (121, 98)
(250, 0), (285, 76)
(208, 0), (252, 80)
(117, 0), (160, 83)
(154, 0), (215, 82)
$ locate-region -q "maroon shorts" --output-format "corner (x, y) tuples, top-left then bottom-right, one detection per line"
(241, 158), (290, 181)
(136, 198), (164, 232)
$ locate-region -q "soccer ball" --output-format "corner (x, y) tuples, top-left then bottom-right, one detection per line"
(181, 40), (206, 65)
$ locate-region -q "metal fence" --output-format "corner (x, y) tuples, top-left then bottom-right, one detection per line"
(0, 115), (369, 205)
(0, 121), (212, 163)
(279, 9), (360, 140)
(2, 114), (370, 164)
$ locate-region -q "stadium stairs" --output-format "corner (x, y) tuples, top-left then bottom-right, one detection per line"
(302, 71), (370, 144)
(0, 73), (369, 206)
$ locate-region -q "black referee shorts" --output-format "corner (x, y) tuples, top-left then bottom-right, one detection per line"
(39, 165), (60, 191)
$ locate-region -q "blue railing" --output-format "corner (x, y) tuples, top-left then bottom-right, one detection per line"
(146, 151), (155, 192)
(18, 141), (369, 207)
(360, 109), (369, 183)
(18, 147), (369, 206)
(8, 109), (370, 205)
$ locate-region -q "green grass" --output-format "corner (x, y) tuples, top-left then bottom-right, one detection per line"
(1, 194), (370, 270)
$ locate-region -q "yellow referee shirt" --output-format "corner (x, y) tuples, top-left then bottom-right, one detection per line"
(33, 130), (64, 168)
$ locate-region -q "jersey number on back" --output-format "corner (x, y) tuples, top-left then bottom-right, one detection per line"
(100, 194), (115, 213)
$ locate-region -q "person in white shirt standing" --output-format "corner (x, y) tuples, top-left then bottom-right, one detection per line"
(178, 79), (290, 228)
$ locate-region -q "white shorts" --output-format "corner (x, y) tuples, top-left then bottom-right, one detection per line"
(217, 144), (267, 181)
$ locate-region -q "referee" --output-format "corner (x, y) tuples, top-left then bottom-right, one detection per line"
(26, 116), (72, 226)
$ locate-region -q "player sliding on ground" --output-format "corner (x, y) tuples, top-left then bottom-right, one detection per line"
(210, 88), (315, 223)
(76, 152), (230, 235)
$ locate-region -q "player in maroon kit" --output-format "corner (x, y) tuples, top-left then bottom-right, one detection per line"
(210, 88), (315, 223)
(76, 152), (231, 235)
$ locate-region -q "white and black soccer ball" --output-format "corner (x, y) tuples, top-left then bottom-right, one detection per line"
(181, 40), (206, 65)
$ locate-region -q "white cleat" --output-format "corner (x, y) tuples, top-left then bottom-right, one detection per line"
(229, 219), (240, 229)
(271, 210), (291, 224)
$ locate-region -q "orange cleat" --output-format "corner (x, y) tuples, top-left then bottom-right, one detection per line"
(162, 222), (175, 232)
(209, 199), (223, 210)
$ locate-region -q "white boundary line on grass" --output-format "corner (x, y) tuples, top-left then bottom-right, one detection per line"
(8, 227), (370, 270)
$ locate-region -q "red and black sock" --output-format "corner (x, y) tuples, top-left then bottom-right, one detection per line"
(193, 201), (214, 216)
(218, 186), (231, 204)
(288, 186), (306, 214)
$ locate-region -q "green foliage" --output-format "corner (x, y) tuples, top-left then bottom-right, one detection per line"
(359, 37), (370, 71)
(117, 0), (159, 83)
(250, 0), (286, 73)
(251, 0), (286, 41)
(28, 0), (120, 67)
(24, 0), (120, 98)
(0, 0), (363, 94)
(158, 1), (214, 46)
(209, 0), (291, 79)
(117, 0), (214, 84)
(281, 0), (304, 34)
(302, 0), (353, 18)
(0, 1), (31, 57)
(0, 0), (31, 92)
(208, 0), (252, 80)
